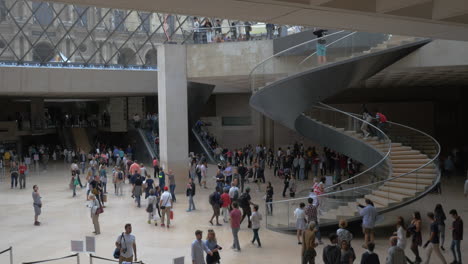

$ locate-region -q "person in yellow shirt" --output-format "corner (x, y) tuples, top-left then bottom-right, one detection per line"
(4, 151), (11, 166)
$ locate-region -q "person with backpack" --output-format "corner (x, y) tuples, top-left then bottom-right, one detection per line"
(239, 187), (256, 228)
(209, 187), (222, 226)
(146, 189), (159, 226)
(158, 168), (166, 191)
(186, 178), (196, 212)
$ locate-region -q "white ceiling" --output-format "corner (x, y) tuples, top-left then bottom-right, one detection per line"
(48, 0), (468, 40)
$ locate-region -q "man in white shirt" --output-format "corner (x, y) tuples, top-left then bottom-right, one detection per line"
(191, 230), (212, 264)
(115, 223), (137, 264)
(160, 186), (173, 227)
(229, 180), (240, 207)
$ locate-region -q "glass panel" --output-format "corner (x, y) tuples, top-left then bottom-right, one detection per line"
(32, 2), (53, 25)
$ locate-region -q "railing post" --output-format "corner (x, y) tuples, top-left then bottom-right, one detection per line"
(9, 247), (13, 264)
(89, 254), (93, 264)
(76, 253), (80, 264)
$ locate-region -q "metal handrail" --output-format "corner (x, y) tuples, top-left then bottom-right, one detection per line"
(269, 106), (441, 205)
(311, 103), (392, 190)
(248, 30), (347, 82)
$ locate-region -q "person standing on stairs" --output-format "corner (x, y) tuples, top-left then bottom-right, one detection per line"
(375, 110), (389, 142)
(361, 106), (373, 139)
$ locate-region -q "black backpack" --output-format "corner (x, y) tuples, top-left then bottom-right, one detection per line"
(209, 192), (217, 205)
(117, 172), (123, 180)
(239, 193), (249, 207)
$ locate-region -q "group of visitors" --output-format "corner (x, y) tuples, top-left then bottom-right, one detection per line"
(297, 200), (464, 264)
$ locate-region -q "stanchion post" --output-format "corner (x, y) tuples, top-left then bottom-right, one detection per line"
(9, 247), (13, 264)
(89, 254), (93, 264)
(76, 253), (80, 264)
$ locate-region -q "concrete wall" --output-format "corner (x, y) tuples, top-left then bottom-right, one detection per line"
(186, 40), (273, 78)
(0, 67), (157, 97)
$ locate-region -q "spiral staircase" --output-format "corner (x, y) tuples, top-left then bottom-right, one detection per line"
(249, 31), (441, 231)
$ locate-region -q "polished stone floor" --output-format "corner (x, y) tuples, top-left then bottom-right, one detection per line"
(0, 162), (466, 264)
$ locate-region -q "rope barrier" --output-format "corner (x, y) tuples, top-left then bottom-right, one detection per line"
(90, 254), (144, 264)
(22, 253), (78, 264)
(0, 247), (12, 255)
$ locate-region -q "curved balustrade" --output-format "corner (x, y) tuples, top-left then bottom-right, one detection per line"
(249, 27), (435, 230)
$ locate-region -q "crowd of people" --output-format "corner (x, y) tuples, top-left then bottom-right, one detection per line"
(5, 125), (466, 264)
(295, 201), (464, 264)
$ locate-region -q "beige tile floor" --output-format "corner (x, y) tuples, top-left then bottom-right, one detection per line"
(0, 162), (466, 264)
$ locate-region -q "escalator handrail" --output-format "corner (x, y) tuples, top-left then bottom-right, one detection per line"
(191, 127), (218, 164)
(137, 128), (158, 159)
(310, 103), (392, 190)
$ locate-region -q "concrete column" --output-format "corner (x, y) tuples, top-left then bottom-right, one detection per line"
(30, 98), (45, 132)
(157, 44), (188, 194)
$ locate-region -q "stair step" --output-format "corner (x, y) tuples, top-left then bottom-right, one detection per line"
(390, 150), (421, 155)
(391, 153), (428, 159)
(384, 181), (428, 190)
(393, 173), (437, 179)
(392, 177), (434, 185)
(379, 186), (418, 196)
(357, 198), (385, 208)
(393, 168), (435, 174)
(372, 190), (408, 201)
(393, 163), (435, 169)
(392, 159), (430, 164)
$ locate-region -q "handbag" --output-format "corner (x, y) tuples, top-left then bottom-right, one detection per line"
(170, 209), (174, 220)
(146, 203), (154, 213)
(113, 233), (125, 259)
(95, 200), (104, 215)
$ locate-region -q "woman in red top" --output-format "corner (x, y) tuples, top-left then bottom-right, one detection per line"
(220, 188), (231, 223)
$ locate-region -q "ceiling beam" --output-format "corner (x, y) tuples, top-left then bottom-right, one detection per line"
(433, 0), (468, 20)
(376, 0), (431, 14)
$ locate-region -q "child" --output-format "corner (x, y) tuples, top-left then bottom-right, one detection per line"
(250, 204), (263, 247)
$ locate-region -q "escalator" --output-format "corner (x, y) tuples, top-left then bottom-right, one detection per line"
(191, 126), (224, 165)
(70, 128), (92, 153)
(57, 127), (74, 151)
(249, 31), (441, 231)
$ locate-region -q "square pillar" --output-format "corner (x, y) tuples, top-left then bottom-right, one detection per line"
(157, 44), (188, 193)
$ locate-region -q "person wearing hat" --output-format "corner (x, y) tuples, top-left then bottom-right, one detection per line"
(159, 185), (173, 228)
